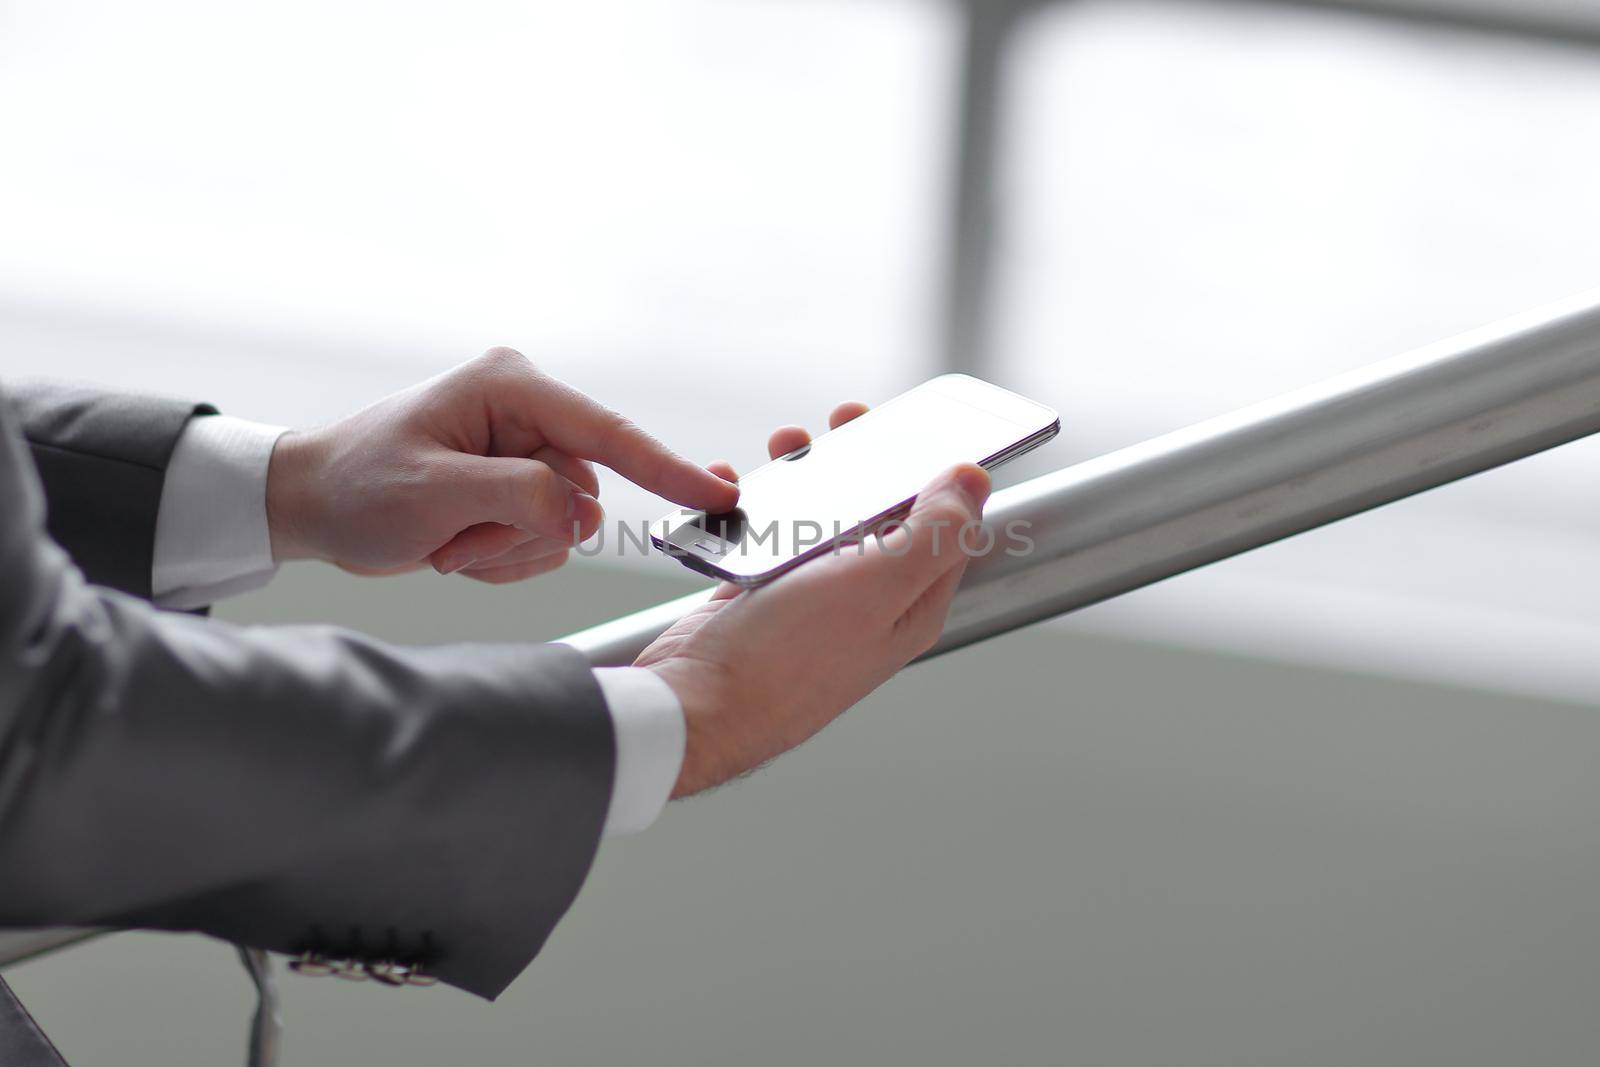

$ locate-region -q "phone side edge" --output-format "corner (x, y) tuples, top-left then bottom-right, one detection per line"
(926, 373), (1060, 433)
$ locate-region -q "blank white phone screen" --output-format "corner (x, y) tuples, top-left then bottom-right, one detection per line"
(673, 382), (1045, 568)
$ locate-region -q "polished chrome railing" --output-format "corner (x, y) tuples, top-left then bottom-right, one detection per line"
(564, 289), (1600, 666)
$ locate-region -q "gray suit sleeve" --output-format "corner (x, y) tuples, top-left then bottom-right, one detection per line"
(6, 381), (215, 600)
(0, 389), (615, 1000)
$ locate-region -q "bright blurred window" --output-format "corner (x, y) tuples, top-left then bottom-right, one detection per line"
(0, 0), (953, 435)
(995, 0), (1600, 702)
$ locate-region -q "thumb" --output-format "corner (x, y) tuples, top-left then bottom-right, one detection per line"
(917, 463), (992, 520)
(866, 463), (991, 598)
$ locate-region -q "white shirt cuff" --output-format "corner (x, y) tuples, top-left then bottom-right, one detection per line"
(593, 667), (686, 838)
(152, 415), (287, 610)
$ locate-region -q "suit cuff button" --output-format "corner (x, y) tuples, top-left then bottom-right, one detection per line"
(288, 951), (333, 977)
(366, 960), (407, 987)
(332, 958), (370, 981)
(400, 963), (439, 987)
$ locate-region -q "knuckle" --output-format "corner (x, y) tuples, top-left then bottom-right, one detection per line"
(480, 346), (536, 374)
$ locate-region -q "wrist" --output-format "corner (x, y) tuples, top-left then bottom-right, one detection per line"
(265, 429), (325, 562)
(642, 659), (735, 799)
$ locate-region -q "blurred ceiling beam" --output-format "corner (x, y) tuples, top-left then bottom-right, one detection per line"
(938, 0), (1026, 378)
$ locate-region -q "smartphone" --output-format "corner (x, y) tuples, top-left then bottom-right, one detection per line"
(651, 374), (1059, 586)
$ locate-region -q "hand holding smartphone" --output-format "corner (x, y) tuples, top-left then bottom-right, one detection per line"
(652, 374), (1059, 586)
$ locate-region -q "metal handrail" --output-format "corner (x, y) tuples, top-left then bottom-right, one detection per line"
(563, 290), (1600, 666)
(5, 290), (1600, 1034)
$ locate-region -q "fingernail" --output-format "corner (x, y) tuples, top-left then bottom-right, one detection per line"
(437, 554), (473, 575)
(568, 491), (598, 519)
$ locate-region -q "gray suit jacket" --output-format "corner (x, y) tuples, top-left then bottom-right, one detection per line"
(0, 381), (615, 1003)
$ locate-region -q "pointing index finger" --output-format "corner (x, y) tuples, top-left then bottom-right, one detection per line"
(525, 373), (739, 511)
